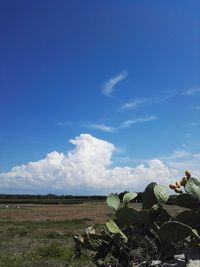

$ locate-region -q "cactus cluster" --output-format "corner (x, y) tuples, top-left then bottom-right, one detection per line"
(73, 171), (200, 267)
(169, 170), (191, 193)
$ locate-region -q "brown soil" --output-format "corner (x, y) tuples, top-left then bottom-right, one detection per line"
(0, 203), (186, 224)
(0, 203), (110, 224)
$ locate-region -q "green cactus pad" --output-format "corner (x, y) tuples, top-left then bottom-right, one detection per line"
(106, 220), (121, 234)
(192, 229), (200, 241)
(158, 221), (193, 242)
(142, 182), (158, 210)
(105, 220), (128, 243)
(123, 192), (137, 206)
(116, 206), (138, 226)
(185, 177), (200, 201)
(138, 210), (154, 225)
(151, 204), (160, 211)
(176, 210), (200, 229)
(151, 206), (171, 225)
(175, 193), (199, 210)
(106, 193), (120, 212)
(154, 185), (169, 204)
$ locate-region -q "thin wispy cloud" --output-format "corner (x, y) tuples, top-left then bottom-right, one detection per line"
(185, 133), (192, 139)
(120, 93), (176, 112)
(102, 70), (128, 97)
(120, 98), (148, 110)
(86, 123), (116, 133)
(183, 122), (199, 128)
(58, 115), (157, 133)
(86, 116), (157, 132)
(182, 88), (200, 96)
(160, 150), (191, 161)
(191, 106), (200, 110)
(57, 121), (75, 127)
(120, 116), (157, 128)
(159, 149), (200, 177)
(58, 121), (116, 133)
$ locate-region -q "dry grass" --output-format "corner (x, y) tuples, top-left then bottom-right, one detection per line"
(0, 202), (189, 266)
(0, 202), (110, 224)
(0, 202), (186, 224)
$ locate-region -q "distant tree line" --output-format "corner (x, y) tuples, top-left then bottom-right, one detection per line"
(0, 192), (177, 205)
(0, 192), (145, 204)
(0, 193), (144, 200)
(0, 194), (106, 200)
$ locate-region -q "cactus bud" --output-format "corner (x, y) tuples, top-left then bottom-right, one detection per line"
(175, 181), (181, 188)
(180, 177), (187, 186)
(174, 187), (182, 193)
(169, 184), (176, 189)
(185, 170), (191, 179)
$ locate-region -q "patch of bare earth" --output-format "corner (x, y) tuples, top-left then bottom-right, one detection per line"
(0, 203), (110, 224)
(0, 203), (186, 224)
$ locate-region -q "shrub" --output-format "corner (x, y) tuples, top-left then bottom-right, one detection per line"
(73, 172), (200, 266)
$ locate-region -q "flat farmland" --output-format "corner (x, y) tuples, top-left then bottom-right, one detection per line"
(0, 202), (187, 223)
(0, 202), (187, 267)
(0, 202), (110, 224)
(0, 202), (186, 223)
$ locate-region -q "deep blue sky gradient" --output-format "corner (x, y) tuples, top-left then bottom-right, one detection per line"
(1, 1), (200, 173)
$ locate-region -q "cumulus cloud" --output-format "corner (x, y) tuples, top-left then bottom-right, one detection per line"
(102, 70), (128, 97)
(160, 150), (200, 178)
(0, 134), (179, 194)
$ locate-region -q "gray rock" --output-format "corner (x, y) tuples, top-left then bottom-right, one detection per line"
(161, 259), (186, 267)
(186, 260), (200, 267)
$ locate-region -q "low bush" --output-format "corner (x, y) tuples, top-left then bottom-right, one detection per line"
(74, 171), (200, 266)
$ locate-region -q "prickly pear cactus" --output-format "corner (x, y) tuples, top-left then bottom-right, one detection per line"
(158, 221), (195, 242)
(154, 184), (169, 204)
(106, 220), (128, 243)
(176, 210), (200, 230)
(142, 182), (169, 209)
(185, 177), (200, 201)
(175, 193), (199, 210)
(116, 206), (138, 226)
(74, 174), (200, 267)
(106, 193), (120, 211)
(142, 182), (158, 209)
(123, 192), (137, 206)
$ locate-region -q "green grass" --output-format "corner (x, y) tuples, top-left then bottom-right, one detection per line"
(0, 218), (95, 267)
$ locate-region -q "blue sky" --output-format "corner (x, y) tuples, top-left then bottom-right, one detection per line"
(0, 1), (200, 194)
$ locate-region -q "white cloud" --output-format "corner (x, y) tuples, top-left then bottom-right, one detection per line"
(184, 133), (192, 139)
(85, 115), (157, 132)
(156, 149), (200, 179)
(102, 70), (128, 97)
(57, 116), (157, 134)
(160, 150), (191, 160)
(57, 121), (75, 127)
(182, 88), (200, 96)
(86, 123), (116, 133)
(120, 98), (148, 110)
(0, 134), (177, 194)
(191, 106), (200, 110)
(120, 116), (157, 128)
(183, 122), (199, 128)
